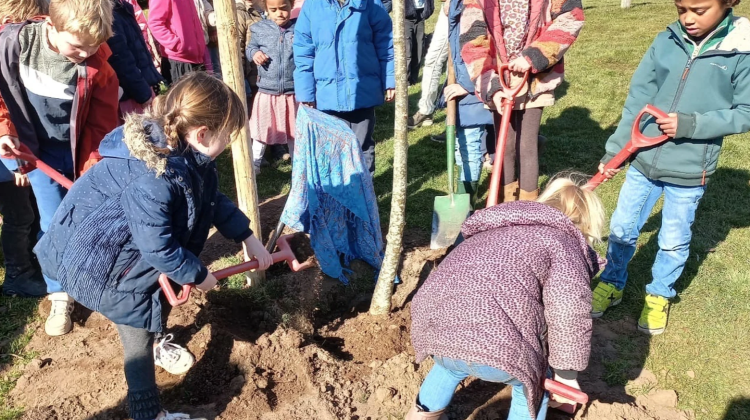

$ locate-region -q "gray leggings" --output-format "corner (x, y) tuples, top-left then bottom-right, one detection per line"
(117, 324), (161, 420)
(499, 107), (544, 192)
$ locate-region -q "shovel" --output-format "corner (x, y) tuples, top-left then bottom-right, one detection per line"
(0, 145), (314, 307)
(159, 233), (314, 306)
(586, 104), (670, 190)
(485, 65), (529, 208)
(430, 51), (472, 250)
(6, 143), (74, 189)
(544, 378), (589, 414)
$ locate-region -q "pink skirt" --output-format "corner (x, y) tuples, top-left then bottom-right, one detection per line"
(249, 92), (298, 145)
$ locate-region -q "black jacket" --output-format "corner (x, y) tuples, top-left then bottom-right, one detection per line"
(108, 0), (163, 103)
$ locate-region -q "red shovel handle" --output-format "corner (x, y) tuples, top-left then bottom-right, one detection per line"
(498, 64), (529, 99)
(485, 66), (530, 208)
(159, 234), (314, 306)
(544, 378), (589, 414)
(586, 105), (670, 190)
(2, 143), (74, 189)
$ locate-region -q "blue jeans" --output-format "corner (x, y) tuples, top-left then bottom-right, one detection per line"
(209, 46), (222, 80)
(418, 356), (549, 420)
(600, 166), (705, 298)
(26, 147), (73, 293)
(455, 126), (485, 182)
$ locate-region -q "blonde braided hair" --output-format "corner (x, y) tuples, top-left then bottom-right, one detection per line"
(147, 72), (246, 153)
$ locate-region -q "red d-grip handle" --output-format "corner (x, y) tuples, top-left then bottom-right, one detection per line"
(159, 234), (314, 306)
(586, 105), (671, 190)
(2, 143), (74, 189)
(498, 64), (529, 99)
(544, 378), (589, 414)
(630, 104), (670, 148)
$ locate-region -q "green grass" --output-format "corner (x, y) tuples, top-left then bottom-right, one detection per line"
(0, 267), (41, 419)
(4, 1), (750, 418)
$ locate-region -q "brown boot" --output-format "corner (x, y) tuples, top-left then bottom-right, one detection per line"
(405, 404), (448, 420)
(501, 181), (519, 203)
(518, 188), (539, 201)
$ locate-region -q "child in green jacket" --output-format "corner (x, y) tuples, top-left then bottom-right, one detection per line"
(592, 0), (750, 334)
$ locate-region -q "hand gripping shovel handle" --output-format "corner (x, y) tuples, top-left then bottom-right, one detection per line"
(3, 143), (74, 189)
(586, 105), (670, 190)
(159, 234), (313, 306)
(544, 378), (589, 414)
(486, 65), (529, 207)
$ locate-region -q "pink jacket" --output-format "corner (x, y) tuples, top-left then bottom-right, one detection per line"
(147, 0), (206, 64)
(411, 201), (603, 418)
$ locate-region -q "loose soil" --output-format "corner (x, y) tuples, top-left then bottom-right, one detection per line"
(5, 195), (695, 420)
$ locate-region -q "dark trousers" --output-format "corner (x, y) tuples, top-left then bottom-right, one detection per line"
(323, 107), (376, 177)
(0, 181), (41, 282)
(405, 14), (426, 85)
(496, 108), (544, 191)
(163, 58), (206, 86)
(118, 323), (160, 420)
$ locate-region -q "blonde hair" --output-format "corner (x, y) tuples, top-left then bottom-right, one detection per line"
(537, 173), (606, 245)
(0, 0), (48, 22)
(148, 72), (247, 152)
(48, 0), (113, 45)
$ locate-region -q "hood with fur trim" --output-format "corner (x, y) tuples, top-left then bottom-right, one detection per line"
(99, 113), (169, 177)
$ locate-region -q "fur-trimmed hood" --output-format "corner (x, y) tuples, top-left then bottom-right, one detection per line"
(99, 113), (170, 177)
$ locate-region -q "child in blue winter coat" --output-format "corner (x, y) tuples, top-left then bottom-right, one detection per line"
(293, 0), (395, 176)
(246, 0), (298, 172)
(34, 72), (273, 420)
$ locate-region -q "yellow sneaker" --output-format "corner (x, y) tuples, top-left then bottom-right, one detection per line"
(591, 282), (623, 318)
(638, 294), (670, 335)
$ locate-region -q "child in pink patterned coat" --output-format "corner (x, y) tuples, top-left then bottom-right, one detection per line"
(408, 175), (605, 420)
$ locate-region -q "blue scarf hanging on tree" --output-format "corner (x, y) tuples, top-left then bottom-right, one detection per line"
(280, 106), (384, 284)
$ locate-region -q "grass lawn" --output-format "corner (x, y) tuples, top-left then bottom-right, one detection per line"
(3, 0), (750, 418)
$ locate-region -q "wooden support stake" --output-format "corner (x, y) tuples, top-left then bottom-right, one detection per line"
(213, 0), (265, 285)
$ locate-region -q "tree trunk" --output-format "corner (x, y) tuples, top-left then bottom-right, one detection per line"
(369, 0), (407, 316)
(214, 0), (265, 285)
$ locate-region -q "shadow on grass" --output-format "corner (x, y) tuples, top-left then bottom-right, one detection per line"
(621, 167), (750, 309)
(540, 105), (616, 177)
(590, 167), (750, 407)
(722, 398), (750, 420)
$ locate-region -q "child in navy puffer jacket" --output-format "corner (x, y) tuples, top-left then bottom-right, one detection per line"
(246, 0), (297, 172)
(108, 0), (164, 118)
(35, 73), (273, 420)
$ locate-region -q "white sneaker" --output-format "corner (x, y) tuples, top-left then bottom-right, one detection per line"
(45, 292), (74, 336)
(154, 334), (195, 375)
(156, 410), (206, 420)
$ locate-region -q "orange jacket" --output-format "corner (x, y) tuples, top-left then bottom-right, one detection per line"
(0, 19), (120, 177)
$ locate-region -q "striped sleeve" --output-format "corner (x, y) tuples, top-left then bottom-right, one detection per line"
(520, 0), (585, 73)
(458, 0), (501, 103)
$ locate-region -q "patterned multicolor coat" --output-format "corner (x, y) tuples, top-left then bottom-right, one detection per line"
(459, 0), (585, 108)
(411, 201), (603, 417)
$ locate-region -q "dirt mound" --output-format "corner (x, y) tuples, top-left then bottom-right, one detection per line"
(7, 232), (695, 420)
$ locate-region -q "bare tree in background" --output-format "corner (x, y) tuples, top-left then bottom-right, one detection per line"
(370, 0), (408, 316)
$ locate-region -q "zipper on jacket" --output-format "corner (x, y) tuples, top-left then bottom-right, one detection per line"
(279, 26), (284, 96)
(71, 63), (89, 180)
(701, 143), (708, 185)
(652, 26), (724, 179)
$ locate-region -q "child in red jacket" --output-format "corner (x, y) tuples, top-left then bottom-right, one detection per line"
(0, 0), (120, 337)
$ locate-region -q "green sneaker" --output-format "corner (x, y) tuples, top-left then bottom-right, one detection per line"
(638, 294), (670, 335)
(591, 282), (623, 318)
